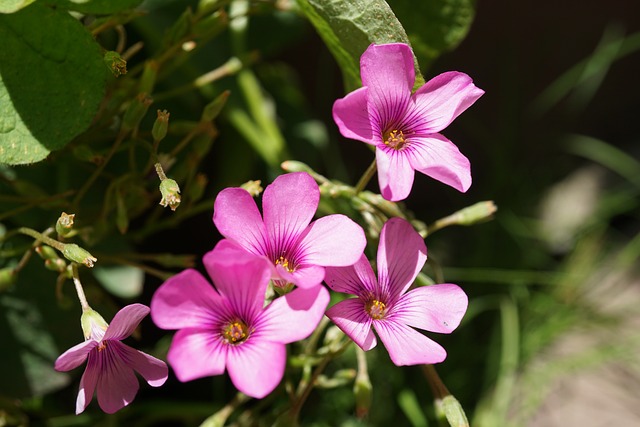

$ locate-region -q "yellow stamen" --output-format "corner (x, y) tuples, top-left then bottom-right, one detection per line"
(97, 342), (107, 352)
(383, 129), (407, 150)
(365, 299), (387, 320)
(275, 256), (295, 273)
(223, 320), (249, 344)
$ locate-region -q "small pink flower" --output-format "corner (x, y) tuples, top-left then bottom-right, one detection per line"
(150, 242), (330, 398)
(325, 218), (468, 365)
(213, 172), (366, 289)
(55, 304), (168, 414)
(333, 43), (484, 201)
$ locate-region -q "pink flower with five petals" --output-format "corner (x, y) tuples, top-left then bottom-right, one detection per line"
(332, 43), (484, 201)
(325, 218), (468, 365)
(213, 172), (366, 289)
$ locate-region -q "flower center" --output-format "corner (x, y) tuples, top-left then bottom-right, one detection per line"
(97, 342), (107, 352)
(365, 299), (387, 320)
(275, 256), (295, 273)
(383, 129), (407, 150)
(222, 320), (250, 344)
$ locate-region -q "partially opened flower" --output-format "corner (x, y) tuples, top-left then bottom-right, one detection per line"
(333, 43), (484, 201)
(213, 172), (366, 289)
(150, 242), (330, 398)
(325, 218), (468, 365)
(55, 304), (168, 414)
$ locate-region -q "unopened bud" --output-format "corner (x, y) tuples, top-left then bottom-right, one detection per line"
(62, 244), (97, 268)
(159, 178), (181, 211)
(354, 374), (373, 419)
(436, 395), (469, 427)
(453, 201), (498, 226)
(0, 267), (16, 292)
(201, 90), (230, 122)
(152, 110), (170, 142)
(56, 212), (76, 238)
(45, 258), (67, 273)
(240, 180), (262, 197)
(81, 308), (109, 341)
(104, 51), (127, 77)
(140, 61), (158, 94)
(122, 93), (152, 132)
(36, 245), (59, 261)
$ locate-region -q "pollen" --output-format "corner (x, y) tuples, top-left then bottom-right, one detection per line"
(275, 256), (295, 273)
(365, 299), (387, 320)
(97, 342), (107, 352)
(383, 129), (407, 150)
(223, 320), (250, 344)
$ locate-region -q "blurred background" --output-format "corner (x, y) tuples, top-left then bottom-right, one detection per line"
(1, 0), (640, 426)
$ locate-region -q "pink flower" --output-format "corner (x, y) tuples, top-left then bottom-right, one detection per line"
(55, 304), (168, 414)
(213, 172), (366, 289)
(332, 43), (484, 201)
(325, 218), (468, 365)
(150, 243), (330, 398)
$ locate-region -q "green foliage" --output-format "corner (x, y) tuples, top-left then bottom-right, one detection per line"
(0, 3), (106, 165)
(44, 0), (143, 14)
(0, 0), (35, 14)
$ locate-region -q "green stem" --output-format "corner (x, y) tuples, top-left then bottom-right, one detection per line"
(422, 364), (450, 400)
(199, 393), (249, 427)
(71, 264), (91, 312)
(354, 159), (377, 195)
(17, 227), (65, 252)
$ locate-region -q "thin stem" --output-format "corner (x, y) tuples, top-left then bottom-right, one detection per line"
(199, 393), (249, 427)
(71, 264), (91, 312)
(422, 364), (450, 400)
(17, 227), (65, 252)
(354, 159), (377, 194)
(154, 163), (167, 181)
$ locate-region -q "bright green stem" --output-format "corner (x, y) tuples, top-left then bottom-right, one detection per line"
(71, 264), (91, 312)
(17, 227), (65, 252)
(354, 159), (377, 194)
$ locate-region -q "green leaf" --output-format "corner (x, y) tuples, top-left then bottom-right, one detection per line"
(94, 265), (144, 299)
(0, 3), (107, 165)
(0, 0), (36, 14)
(44, 0), (143, 14)
(387, 0), (476, 70)
(296, 0), (423, 92)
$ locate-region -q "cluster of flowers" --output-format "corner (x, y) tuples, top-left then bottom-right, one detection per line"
(55, 43), (482, 414)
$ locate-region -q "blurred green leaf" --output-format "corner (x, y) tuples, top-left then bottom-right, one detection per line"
(0, 0), (35, 13)
(44, 0), (143, 14)
(0, 3), (107, 165)
(387, 0), (476, 70)
(94, 265), (144, 298)
(398, 389), (428, 427)
(296, 0), (422, 92)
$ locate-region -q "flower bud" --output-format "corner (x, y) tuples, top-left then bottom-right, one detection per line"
(159, 178), (181, 211)
(0, 267), (16, 292)
(62, 244), (97, 268)
(201, 90), (230, 122)
(453, 201), (497, 226)
(140, 61), (158, 94)
(152, 110), (170, 142)
(104, 51), (127, 77)
(45, 258), (67, 273)
(36, 245), (59, 261)
(81, 308), (109, 341)
(354, 373), (373, 419)
(122, 93), (152, 132)
(240, 180), (262, 197)
(56, 212), (76, 238)
(436, 395), (469, 427)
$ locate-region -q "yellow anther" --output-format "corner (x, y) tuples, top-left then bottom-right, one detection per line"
(275, 256), (295, 273)
(383, 129), (407, 150)
(223, 321), (249, 344)
(365, 299), (387, 320)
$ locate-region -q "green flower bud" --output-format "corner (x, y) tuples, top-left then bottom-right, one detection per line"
(104, 51), (127, 77)
(152, 110), (170, 142)
(62, 244), (97, 268)
(81, 308), (109, 340)
(56, 212), (76, 238)
(122, 93), (153, 132)
(159, 178), (181, 211)
(453, 201), (498, 226)
(35, 245), (59, 261)
(0, 267), (16, 292)
(437, 395), (469, 427)
(140, 61), (158, 94)
(44, 258), (67, 273)
(354, 374), (373, 419)
(201, 90), (230, 122)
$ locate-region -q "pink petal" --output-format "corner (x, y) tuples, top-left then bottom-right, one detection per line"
(374, 320), (446, 366)
(411, 71), (484, 134)
(115, 341), (168, 387)
(203, 247), (272, 320)
(296, 215), (366, 267)
(332, 87), (376, 144)
(376, 217), (427, 299)
(55, 340), (97, 372)
(168, 329), (227, 382)
(360, 43), (414, 130)
(75, 354), (99, 414)
(151, 269), (226, 330)
(376, 148), (415, 202)
(213, 187), (268, 255)
(103, 304), (149, 341)
(95, 346), (140, 414)
(257, 285), (329, 343)
(276, 263), (325, 289)
(407, 133), (471, 193)
(262, 172), (319, 257)
(390, 284), (468, 334)
(326, 299), (376, 351)
(324, 254), (377, 297)
(227, 339), (286, 399)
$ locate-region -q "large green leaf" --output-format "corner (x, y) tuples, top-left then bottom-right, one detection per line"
(0, 0), (36, 14)
(0, 3), (107, 165)
(296, 0), (423, 92)
(44, 0), (144, 14)
(386, 0), (476, 70)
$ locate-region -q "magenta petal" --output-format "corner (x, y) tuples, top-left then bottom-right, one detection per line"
(203, 248), (271, 320)
(95, 347), (140, 414)
(377, 218), (427, 298)
(412, 71), (484, 133)
(75, 356), (98, 414)
(213, 187), (267, 255)
(297, 215), (366, 267)
(115, 342), (168, 387)
(326, 299), (376, 351)
(408, 134), (471, 193)
(277, 264), (325, 289)
(262, 172), (319, 254)
(55, 340), (97, 372)
(103, 304), (149, 341)
(168, 329), (227, 382)
(257, 285), (329, 343)
(374, 320), (447, 365)
(151, 269), (225, 330)
(392, 284), (468, 334)
(324, 255), (377, 296)
(227, 339), (285, 399)
(332, 87), (376, 144)
(360, 43), (414, 128)
(376, 148), (415, 202)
